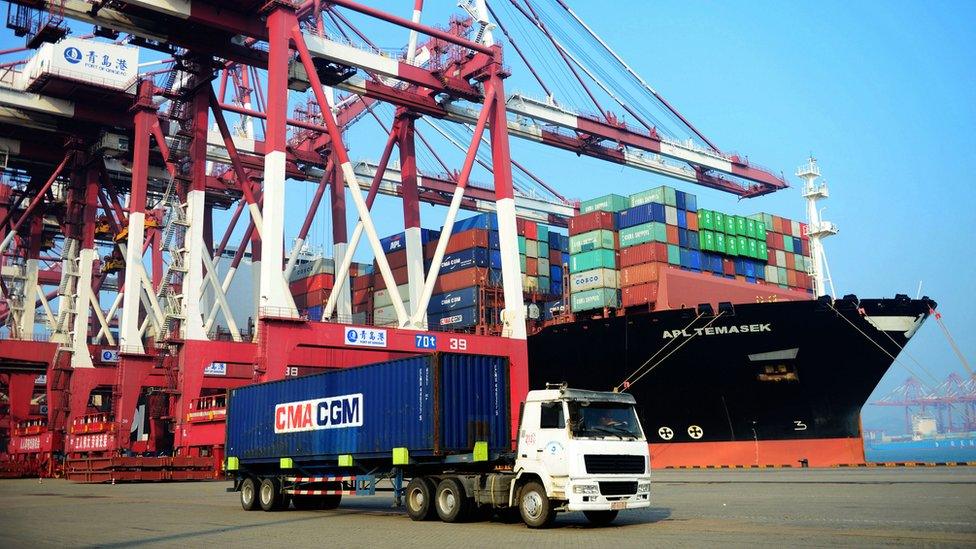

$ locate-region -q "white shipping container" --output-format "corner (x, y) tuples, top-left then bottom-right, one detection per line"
(525, 239), (539, 258)
(765, 265), (778, 284)
(374, 283), (410, 308)
(665, 205), (678, 226)
(570, 268), (619, 292)
(538, 257), (550, 276)
(373, 303), (410, 326)
(27, 37), (139, 91)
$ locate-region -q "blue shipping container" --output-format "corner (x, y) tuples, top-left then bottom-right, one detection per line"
(677, 209), (687, 229)
(489, 231), (500, 250)
(226, 354), (510, 463)
(450, 213), (498, 234)
(688, 230), (700, 251)
(675, 190), (686, 210)
(428, 286), (479, 314)
(678, 228), (688, 248)
(380, 229), (440, 254)
(543, 300), (565, 320)
(306, 305), (322, 320)
(560, 235), (569, 253)
(437, 248), (491, 274)
(686, 194), (697, 213)
(548, 232), (560, 250)
(428, 305), (479, 329)
(549, 265), (563, 281)
(618, 203), (653, 229)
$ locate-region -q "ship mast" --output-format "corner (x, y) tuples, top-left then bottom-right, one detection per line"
(796, 157), (838, 297)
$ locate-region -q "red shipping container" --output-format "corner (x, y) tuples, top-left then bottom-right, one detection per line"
(516, 219), (538, 240)
(767, 250), (777, 266)
(289, 279), (309, 295)
(378, 250), (408, 271)
(307, 273), (335, 292)
(799, 222), (809, 240)
(767, 232), (783, 250)
(352, 274), (374, 291)
(666, 225), (679, 245)
(686, 211), (698, 231)
(569, 211), (615, 236)
(293, 293), (307, 309)
(549, 250), (563, 266)
(374, 266), (409, 289)
(352, 288), (371, 306)
(772, 216), (784, 234)
(800, 240), (810, 257)
(722, 258), (735, 276)
(433, 267), (491, 293)
(622, 282), (658, 307)
(786, 270), (797, 287)
(526, 257), (538, 276)
(620, 242), (667, 268)
(425, 229), (490, 257)
(620, 262), (661, 287)
(785, 253), (796, 270)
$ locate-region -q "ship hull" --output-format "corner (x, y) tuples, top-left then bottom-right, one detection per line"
(528, 295), (934, 468)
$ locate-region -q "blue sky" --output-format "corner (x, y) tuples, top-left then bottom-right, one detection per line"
(2, 1), (973, 434)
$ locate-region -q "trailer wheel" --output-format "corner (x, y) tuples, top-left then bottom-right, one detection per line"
(320, 495), (342, 510)
(405, 477), (436, 521)
(518, 481), (556, 528)
(292, 496), (320, 510)
(434, 477), (469, 523)
(583, 510), (619, 526)
(259, 477), (284, 511)
(240, 477), (259, 511)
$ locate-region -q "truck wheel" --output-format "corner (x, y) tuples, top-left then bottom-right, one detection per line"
(240, 477), (259, 511)
(518, 481), (556, 528)
(292, 496), (320, 510)
(320, 495), (342, 510)
(259, 477), (284, 511)
(434, 477), (469, 523)
(583, 510), (619, 526)
(405, 477), (436, 521)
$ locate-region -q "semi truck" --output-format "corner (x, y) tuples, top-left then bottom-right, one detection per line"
(225, 353), (651, 528)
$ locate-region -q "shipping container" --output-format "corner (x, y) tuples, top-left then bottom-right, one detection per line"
(451, 212), (498, 234)
(569, 268), (619, 292)
(618, 202), (664, 229)
(580, 193), (630, 213)
(686, 211), (698, 231)
(526, 257), (539, 276)
(621, 282), (658, 308)
(628, 187), (665, 207)
(549, 264), (563, 282)
(426, 229), (489, 256)
(380, 229), (440, 254)
(620, 262), (661, 287)
(569, 248), (617, 273)
(699, 209), (714, 230)
(667, 244), (680, 265)
(226, 354), (510, 461)
(434, 267), (495, 294)
(664, 205), (677, 226)
(619, 241), (668, 267)
(713, 211), (725, 233)
(570, 288), (620, 312)
(526, 240), (539, 258)
(374, 284), (410, 309)
(569, 229), (617, 254)
(568, 210), (616, 235)
(618, 222), (667, 248)
(428, 286), (479, 314)
(429, 305), (480, 329)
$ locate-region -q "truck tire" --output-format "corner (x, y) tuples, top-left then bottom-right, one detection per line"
(518, 481), (556, 528)
(583, 510), (619, 526)
(434, 477), (469, 523)
(292, 496), (320, 510)
(405, 477), (436, 521)
(240, 477), (259, 511)
(320, 495), (342, 510)
(259, 477), (285, 512)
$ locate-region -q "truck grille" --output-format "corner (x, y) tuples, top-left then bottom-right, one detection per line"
(584, 454), (646, 474)
(599, 481), (638, 496)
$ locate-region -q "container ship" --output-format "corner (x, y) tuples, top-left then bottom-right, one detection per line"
(277, 164), (937, 469)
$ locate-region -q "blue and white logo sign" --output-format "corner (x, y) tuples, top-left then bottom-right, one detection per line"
(204, 362), (227, 377)
(100, 349), (120, 363)
(344, 327), (387, 348)
(414, 334), (437, 349)
(63, 46), (82, 64)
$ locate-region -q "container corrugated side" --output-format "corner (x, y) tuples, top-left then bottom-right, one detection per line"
(226, 354), (510, 462)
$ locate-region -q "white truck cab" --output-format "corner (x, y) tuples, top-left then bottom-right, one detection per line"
(510, 385), (652, 527)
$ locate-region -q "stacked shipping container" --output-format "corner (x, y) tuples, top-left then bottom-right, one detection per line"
(751, 213), (814, 291)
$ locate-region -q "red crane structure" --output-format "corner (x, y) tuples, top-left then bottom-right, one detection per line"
(0, 0), (789, 480)
(871, 374), (976, 435)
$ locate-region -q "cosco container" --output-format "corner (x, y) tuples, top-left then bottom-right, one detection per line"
(569, 267), (619, 292)
(569, 248), (617, 273)
(225, 354), (510, 462)
(428, 286), (479, 314)
(570, 287), (620, 312)
(569, 229), (617, 254)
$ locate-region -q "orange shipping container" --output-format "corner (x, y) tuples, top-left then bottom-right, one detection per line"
(620, 242), (667, 268)
(526, 257), (538, 276)
(569, 210), (615, 236)
(378, 250), (408, 271)
(620, 262), (661, 287)
(306, 273), (335, 292)
(666, 225), (679, 245)
(424, 229), (490, 257)
(622, 282), (658, 307)
(686, 212), (698, 231)
(787, 269), (797, 287)
(374, 266), (409, 289)
(784, 253), (796, 270)
(434, 267), (491, 294)
(353, 274), (374, 291)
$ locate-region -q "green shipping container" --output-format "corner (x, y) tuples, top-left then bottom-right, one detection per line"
(663, 186), (677, 207)
(629, 187), (666, 207)
(539, 242), (549, 258)
(699, 209), (714, 230)
(745, 219), (758, 239)
(783, 237), (794, 254)
(795, 254), (806, 272)
(735, 216), (747, 236)
(714, 232), (726, 255)
(758, 241), (768, 262)
(756, 222), (767, 240)
(725, 236), (738, 256)
(580, 194), (630, 214)
(713, 211), (726, 233)
(724, 214), (737, 236)
(667, 244), (680, 265)
(569, 248), (617, 273)
(737, 236), (749, 257)
(520, 254), (527, 272)
(539, 276), (551, 293)
(618, 222), (667, 248)
(700, 230), (715, 251)
(537, 225), (549, 243)
(747, 238), (759, 259)
(569, 229), (616, 254)
(518, 236), (526, 255)
(570, 288), (620, 312)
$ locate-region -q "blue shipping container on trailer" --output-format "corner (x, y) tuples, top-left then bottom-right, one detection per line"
(226, 354), (511, 464)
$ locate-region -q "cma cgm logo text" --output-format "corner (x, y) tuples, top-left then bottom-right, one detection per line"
(274, 393), (363, 433)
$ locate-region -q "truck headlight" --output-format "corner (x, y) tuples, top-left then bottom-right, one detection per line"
(637, 483), (651, 494)
(573, 484), (599, 495)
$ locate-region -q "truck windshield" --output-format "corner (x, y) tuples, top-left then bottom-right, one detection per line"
(568, 401), (644, 440)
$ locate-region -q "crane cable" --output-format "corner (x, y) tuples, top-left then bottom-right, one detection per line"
(929, 307), (974, 377)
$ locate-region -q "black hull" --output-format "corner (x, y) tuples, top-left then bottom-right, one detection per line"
(528, 296), (934, 445)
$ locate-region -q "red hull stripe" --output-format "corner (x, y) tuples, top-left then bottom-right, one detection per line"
(649, 437), (867, 469)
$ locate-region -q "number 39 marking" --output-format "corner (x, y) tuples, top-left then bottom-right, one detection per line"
(449, 338), (467, 351)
